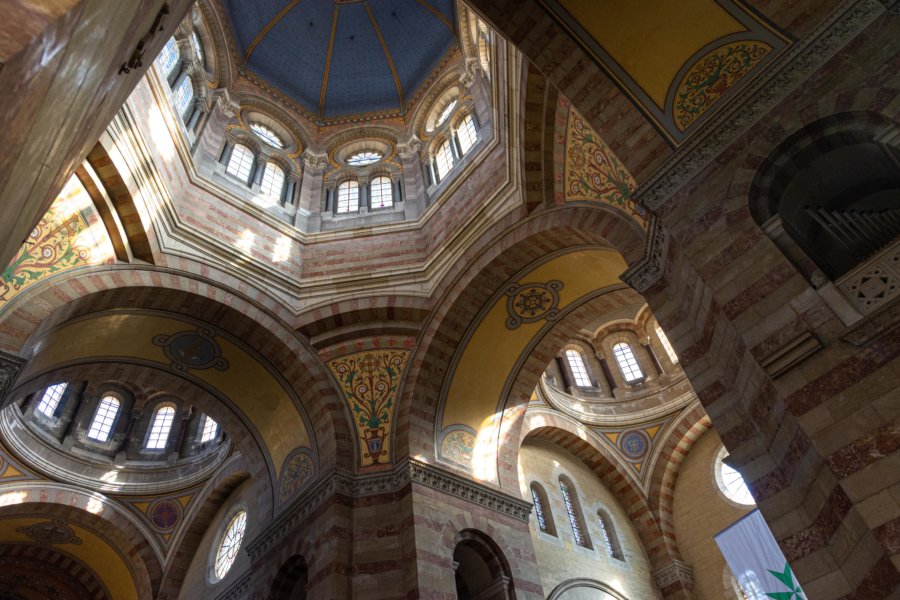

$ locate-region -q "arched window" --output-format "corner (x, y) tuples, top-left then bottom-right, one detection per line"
(370, 176), (393, 209)
(145, 405), (176, 450)
(457, 114), (478, 154)
(435, 140), (454, 180)
(156, 37), (180, 76)
(337, 181), (359, 213)
(347, 151), (381, 166)
(191, 29), (204, 65)
(715, 447), (756, 506)
(597, 508), (624, 560)
(214, 510), (247, 579)
(260, 162), (285, 200)
(226, 144), (255, 183)
(36, 383), (68, 418)
(559, 476), (591, 548)
(655, 324), (679, 364)
(612, 343), (644, 383)
(250, 123), (284, 148)
(565, 349), (592, 387)
(199, 414), (219, 443)
(530, 482), (556, 536)
(172, 75), (194, 119)
(87, 395), (120, 442)
(436, 99), (457, 127)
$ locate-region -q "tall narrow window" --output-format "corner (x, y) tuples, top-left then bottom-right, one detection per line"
(226, 144), (254, 183)
(214, 510), (247, 579)
(337, 181), (359, 213)
(559, 477), (590, 547)
(565, 350), (592, 387)
(613, 343), (644, 383)
(435, 140), (454, 180)
(87, 396), (120, 442)
(597, 509), (624, 560)
(260, 162), (285, 200)
(146, 406), (176, 450)
(530, 482), (556, 536)
(370, 176), (393, 209)
(199, 414), (219, 443)
(36, 383), (68, 418)
(156, 37), (180, 76)
(172, 75), (194, 119)
(191, 29), (204, 65)
(655, 325), (679, 364)
(457, 114), (478, 154)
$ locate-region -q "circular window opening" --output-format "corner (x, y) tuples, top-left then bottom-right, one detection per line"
(213, 510), (247, 580)
(715, 447), (755, 506)
(347, 151), (382, 166)
(250, 123), (284, 148)
(435, 99), (457, 127)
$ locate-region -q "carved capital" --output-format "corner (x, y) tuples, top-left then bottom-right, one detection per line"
(621, 218), (669, 293)
(653, 559), (694, 592)
(460, 58), (479, 88)
(302, 153), (328, 170)
(398, 137), (422, 159)
(214, 93), (240, 119)
(0, 351), (25, 405)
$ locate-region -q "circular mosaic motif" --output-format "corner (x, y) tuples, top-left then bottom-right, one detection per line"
(618, 430), (650, 461)
(149, 499), (181, 530)
(505, 280), (564, 330)
(153, 328), (229, 372)
(17, 519), (82, 546)
(278, 451), (315, 503)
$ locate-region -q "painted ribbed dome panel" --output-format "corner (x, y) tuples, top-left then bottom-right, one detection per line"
(222, 0), (457, 121)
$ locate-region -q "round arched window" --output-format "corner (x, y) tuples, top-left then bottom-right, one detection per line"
(715, 447), (755, 506)
(435, 98), (457, 127)
(250, 123), (284, 148)
(347, 151), (382, 166)
(213, 510), (247, 579)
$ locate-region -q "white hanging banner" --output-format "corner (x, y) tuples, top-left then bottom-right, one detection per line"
(714, 509), (806, 600)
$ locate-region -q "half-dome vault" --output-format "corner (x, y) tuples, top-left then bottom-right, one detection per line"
(222, 0), (458, 122)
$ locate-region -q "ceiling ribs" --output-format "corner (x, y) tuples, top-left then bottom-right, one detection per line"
(242, 0), (305, 66)
(365, 2), (405, 111)
(318, 5), (341, 123)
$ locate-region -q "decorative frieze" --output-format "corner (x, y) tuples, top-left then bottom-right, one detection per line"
(215, 571), (251, 600)
(652, 559), (694, 591)
(621, 218), (669, 293)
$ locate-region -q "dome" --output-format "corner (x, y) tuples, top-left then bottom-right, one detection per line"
(222, 0), (458, 122)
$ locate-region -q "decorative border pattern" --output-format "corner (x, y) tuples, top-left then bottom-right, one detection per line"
(635, 0), (888, 210)
(247, 459), (532, 560)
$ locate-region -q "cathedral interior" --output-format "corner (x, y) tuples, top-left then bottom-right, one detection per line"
(0, 0), (899, 598)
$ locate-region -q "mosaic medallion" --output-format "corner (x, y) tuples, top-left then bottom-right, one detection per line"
(153, 328), (229, 372)
(617, 429), (650, 462)
(149, 499), (181, 530)
(17, 519), (82, 546)
(505, 280), (564, 330)
(278, 450), (315, 503)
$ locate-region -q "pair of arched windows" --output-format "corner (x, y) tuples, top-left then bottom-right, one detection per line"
(157, 38), (196, 124)
(565, 343), (645, 387)
(530, 478), (624, 561)
(335, 177), (395, 214)
(226, 144), (287, 201)
(428, 113), (479, 185)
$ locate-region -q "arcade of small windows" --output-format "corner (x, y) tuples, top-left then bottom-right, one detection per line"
(331, 176), (399, 214)
(220, 140), (298, 207)
(155, 37), (205, 131)
(425, 110), (481, 188)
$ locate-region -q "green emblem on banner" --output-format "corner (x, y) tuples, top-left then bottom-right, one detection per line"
(765, 563), (805, 599)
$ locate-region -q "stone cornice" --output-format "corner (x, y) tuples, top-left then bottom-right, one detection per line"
(215, 572), (251, 600)
(635, 0), (888, 210)
(621, 217), (669, 293)
(246, 459), (532, 561)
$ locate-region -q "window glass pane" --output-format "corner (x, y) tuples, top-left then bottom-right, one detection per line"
(87, 396), (120, 442)
(530, 485), (548, 533)
(36, 383), (68, 418)
(716, 448), (756, 506)
(191, 30), (204, 65)
(156, 37), (180, 76)
(565, 350), (592, 387)
(457, 114), (477, 154)
(260, 163), (285, 199)
(613, 343), (644, 382)
(347, 151), (382, 166)
(435, 140), (454, 180)
(560, 479), (587, 547)
(226, 144), (254, 183)
(200, 415), (219, 443)
(436, 99), (457, 127)
(370, 176), (393, 209)
(214, 510), (247, 579)
(146, 406), (175, 449)
(250, 123), (284, 148)
(337, 181), (359, 213)
(655, 325), (679, 364)
(173, 75), (194, 118)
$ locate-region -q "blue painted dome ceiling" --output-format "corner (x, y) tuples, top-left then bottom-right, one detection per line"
(221, 0), (458, 123)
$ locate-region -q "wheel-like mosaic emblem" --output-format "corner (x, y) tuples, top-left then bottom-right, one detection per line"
(153, 328), (229, 372)
(505, 280), (564, 330)
(149, 499), (181, 530)
(617, 429), (650, 462)
(17, 519), (82, 546)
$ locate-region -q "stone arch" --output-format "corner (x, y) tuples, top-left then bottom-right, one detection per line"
(453, 529), (516, 600)
(0, 482), (161, 599)
(267, 554), (309, 600)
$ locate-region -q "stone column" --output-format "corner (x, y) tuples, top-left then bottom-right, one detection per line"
(298, 154), (327, 214)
